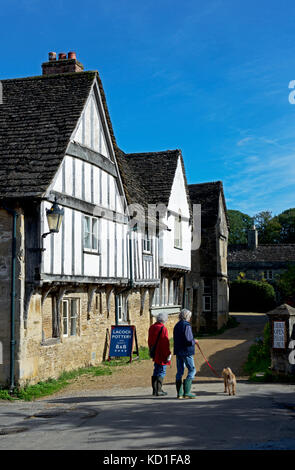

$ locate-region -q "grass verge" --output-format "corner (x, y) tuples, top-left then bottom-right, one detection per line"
(0, 348), (150, 402)
(241, 322), (295, 383)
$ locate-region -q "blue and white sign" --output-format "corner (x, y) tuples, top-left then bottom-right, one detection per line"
(109, 326), (135, 358)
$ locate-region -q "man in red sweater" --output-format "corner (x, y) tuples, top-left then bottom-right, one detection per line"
(148, 312), (172, 396)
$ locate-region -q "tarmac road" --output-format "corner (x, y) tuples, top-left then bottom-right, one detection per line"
(1, 313), (295, 450)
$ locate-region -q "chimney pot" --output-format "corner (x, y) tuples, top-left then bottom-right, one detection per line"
(48, 52), (56, 61)
(58, 52), (67, 60)
(68, 51), (76, 60)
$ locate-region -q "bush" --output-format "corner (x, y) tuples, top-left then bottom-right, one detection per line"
(229, 279), (276, 312)
(276, 264), (295, 307)
(243, 322), (271, 376)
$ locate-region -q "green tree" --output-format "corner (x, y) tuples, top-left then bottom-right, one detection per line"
(274, 208), (295, 243)
(228, 210), (252, 245)
(276, 264), (295, 307)
(254, 211), (281, 244)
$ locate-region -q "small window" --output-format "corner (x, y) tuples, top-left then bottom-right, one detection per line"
(203, 296), (212, 312)
(174, 211), (182, 249)
(83, 216), (99, 253)
(263, 270), (273, 280)
(143, 229), (152, 253)
(116, 294), (128, 324)
(62, 299), (79, 337)
(62, 300), (69, 337)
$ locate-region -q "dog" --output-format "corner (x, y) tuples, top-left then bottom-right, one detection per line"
(222, 367), (236, 396)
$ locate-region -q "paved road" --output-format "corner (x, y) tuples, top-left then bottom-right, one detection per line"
(1, 381), (295, 450)
(1, 313), (295, 450)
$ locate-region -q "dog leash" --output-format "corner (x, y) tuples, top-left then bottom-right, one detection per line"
(196, 342), (221, 378)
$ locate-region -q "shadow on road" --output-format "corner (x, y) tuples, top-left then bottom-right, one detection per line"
(1, 385), (295, 450)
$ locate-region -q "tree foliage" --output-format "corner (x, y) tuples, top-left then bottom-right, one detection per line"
(228, 208), (295, 245)
(227, 210), (253, 244)
(276, 264), (295, 307)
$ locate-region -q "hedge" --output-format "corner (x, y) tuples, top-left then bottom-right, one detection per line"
(229, 279), (276, 312)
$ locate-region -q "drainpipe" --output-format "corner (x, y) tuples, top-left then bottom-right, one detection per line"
(1, 205), (18, 393)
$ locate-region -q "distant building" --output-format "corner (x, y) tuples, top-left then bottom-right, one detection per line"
(187, 181), (229, 333)
(228, 225), (295, 283)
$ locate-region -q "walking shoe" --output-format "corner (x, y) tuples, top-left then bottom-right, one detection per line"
(183, 379), (196, 399)
(176, 380), (184, 399)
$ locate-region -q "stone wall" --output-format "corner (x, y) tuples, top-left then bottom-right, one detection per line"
(17, 288), (155, 386)
(16, 287), (181, 386)
(0, 209), (12, 385)
(0, 207), (25, 388)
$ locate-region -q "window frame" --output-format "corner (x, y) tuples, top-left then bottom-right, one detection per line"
(142, 229), (152, 254)
(174, 211), (183, 250)
(203, 295), (212, 312)
(62, 298), (80, 337)
(83, 215), (100, 254)
(116, 294), (128, 324)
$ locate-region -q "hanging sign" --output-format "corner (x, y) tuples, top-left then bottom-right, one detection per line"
(273, 321), (286, 349)
(108, 325), (138, 362)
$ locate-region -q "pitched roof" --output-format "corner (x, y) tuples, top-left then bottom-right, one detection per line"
(188, 181), (228, 228)
(0, 71), (96, 198)
(115, 148), (192, 216)
(228, 244), (295, 263)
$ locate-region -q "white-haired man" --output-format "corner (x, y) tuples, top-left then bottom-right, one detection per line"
(173, 309), (198, 399)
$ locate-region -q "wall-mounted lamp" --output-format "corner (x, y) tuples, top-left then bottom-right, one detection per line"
(42, 199), (64, 239)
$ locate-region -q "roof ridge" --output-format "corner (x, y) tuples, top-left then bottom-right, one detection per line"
(189, 181), (222, 187)
(0, 71), (97, 82)
(126, 149), (180, 158)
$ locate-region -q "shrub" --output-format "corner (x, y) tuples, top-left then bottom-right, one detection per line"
(229, 279), (276, 312)
(243, 322), (271, 376)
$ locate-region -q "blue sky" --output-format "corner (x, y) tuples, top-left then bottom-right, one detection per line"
(1, 0), (295, 216)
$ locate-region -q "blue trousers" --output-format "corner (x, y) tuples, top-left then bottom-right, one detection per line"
(176, 355), (196, 381)
(153, 363), (167, 378)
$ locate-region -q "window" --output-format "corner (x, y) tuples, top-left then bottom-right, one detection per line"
(174, 211), (182, 249)
(83, 216), (99, 253)
(143, 229), (152, 253)
(203, 296), (212, 312)
(263, 270), (273, 280)
(62, 299), (79, 337)
(116, 294), (128, 324)
(203, 279), (212, 312)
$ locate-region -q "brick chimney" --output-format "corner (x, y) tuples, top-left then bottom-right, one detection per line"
(42, 51), (84, 75)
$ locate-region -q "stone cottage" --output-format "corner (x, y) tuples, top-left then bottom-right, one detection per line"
(228, 224), (295, 283)
(0, 52), (192, 388)
(186, 181), (229, 333)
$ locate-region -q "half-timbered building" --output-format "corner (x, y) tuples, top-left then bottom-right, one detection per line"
(0, 52), (192, 387)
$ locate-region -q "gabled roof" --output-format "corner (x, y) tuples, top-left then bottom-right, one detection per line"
(188, 181), (228, 228)
(0, 71), (97, 198)
(115, 148), (192, 217)
(228, 244), (295, 263)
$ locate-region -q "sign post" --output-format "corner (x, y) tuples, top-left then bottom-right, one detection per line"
(108, 325), (139, 362)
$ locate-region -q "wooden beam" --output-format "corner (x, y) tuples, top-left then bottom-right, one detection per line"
(66, 141), (117, 177)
